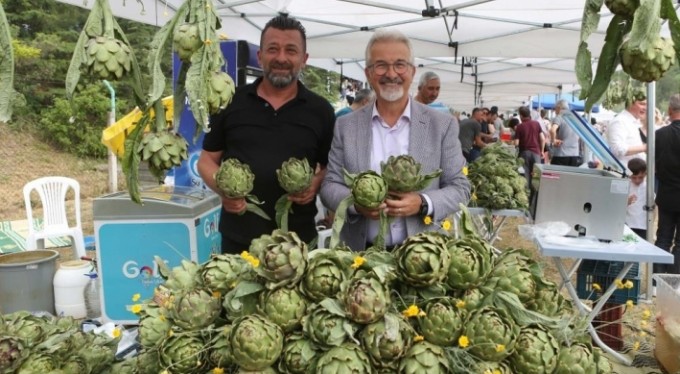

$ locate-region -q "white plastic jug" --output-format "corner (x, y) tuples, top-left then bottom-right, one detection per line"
(53, 260), (90, 318)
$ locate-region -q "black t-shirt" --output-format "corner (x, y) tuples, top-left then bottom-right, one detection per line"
(203, 78), (335, 245)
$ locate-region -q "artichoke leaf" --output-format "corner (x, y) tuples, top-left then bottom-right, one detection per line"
(661, 0), (680, 64)
(576, 42), (593, 99)
(493, 291), (561, 329)
(414, 168), (443, 191)
(122, 108), (150, 204)
(330, 194), (354, 248)
(275, 194), (294, 232)
(111, 18), (144, 107)
(232, 280), (265, 298)
(319, 298), (346, 317)
(579, 0), (604, 43)
(0, 2), (14, 122)
(342, 168), (357, 187)
(628, 0), (662, 50)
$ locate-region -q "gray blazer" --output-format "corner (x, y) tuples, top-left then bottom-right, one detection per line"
(320, 100), (471, 250)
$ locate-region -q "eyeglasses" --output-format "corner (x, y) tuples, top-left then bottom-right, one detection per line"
(367, 61), (412, 75)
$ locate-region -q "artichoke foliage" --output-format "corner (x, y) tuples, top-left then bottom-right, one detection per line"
(208, 71), (236, 114)
(527, 277), (570, 317)
(620, 36), (675, 83)
(278, 333), (319, 374)
(467, 144), (529, 209)
(3, 311), (47, 347)
(215, 158), (256, 198)
(137, 129), (189, 181)
(159, 332), (207, 374)
(230, 314), (284, 371)
(0, 335), (24, 373)
(482, 247), (538, 304)
(346, 170), (388, 209)
(84, 36), (132, 80)
(380, 154), (442, 192)
(593, 348), (613, 374)
(446, 236), (494, 290)
(302, 302), (357, 349)
(554, 343), (597, 374)
(300, 249), (352, 302)
(167, 287), (222, 330)
(256, 229), (308, 289)
(509, 324), (560, 374)
(604, 0), (639, 18)
(463, 306), (519, 362)
(395, 231), (451, 287)
(138, 304), (171, 348)
(418, 297), (466, 346)
(398, 341), (450, 374)
(313, 343), (373, 374)
(223, 284), (262, 322)
(277, 157), (314, 194)
(476, 359), (514, 374)
(259, 287), (308, 333)
(460, 287), (488, 313)
(173, 23), (202, 62)
(359, 313), (414, 370)
(155, 256), (202, 292)
(342, 272), (390, 324)
(17, 351), (58, 372)
(208, 325), (234, 369)
(201, 253), (249, 294)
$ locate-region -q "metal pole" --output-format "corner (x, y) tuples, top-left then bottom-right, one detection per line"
(644, 81), (656, 301)
(102, 80), (118, 193)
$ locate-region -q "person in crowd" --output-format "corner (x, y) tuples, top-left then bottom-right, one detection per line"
(550, 99), (581, 166)
(346, 84), (356, 105)
(514, 106), (545, 196)
(654, 93), (680, 275)
(335, 88), (375, 117)
(320, 29), (470, 251)
(414, 71), (450, 114)
(459, 108), (486, 162)
(639, 107), (667, 143)
(490, 105), (503, 141)
(478, 107), (495, 143)
(504, 117), (519, 141)
(626, 158), (649, 239)
(538, 108), (552, 162)
(606, 94), (647, 169)
(198, 15), (335, 254)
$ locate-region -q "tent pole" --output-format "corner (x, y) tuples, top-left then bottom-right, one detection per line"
(643, 81), (656, 302)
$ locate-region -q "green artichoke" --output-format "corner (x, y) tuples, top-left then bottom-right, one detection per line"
(155, 257), (201, 292)
(463, 306), (519, 362)
(346, 170), (388, 209)
(259, 287), (308, 333)
(620, 36), (676, 83)
(395, 282), (448, 310)
(482, 248), (537, 304)
(173, 23), (202, 62)
(223, 286), (262, 322)
(138, 304), (171, 348)
(168, 288), (222, 330)
(593, 348), (613, 374)
(137, 129), (189, 181)
(509, 324), (560, 374)
(215, 158), (255, 198)
(418, 298), (465, 346)
(17, 352), (58, 372)
(201, 254), (248, 294)
(278, 333), (319, 374)
(313, 343), (373, 374)
(398, 341), (450, 374)
(476, 360), (514, 374)
(300, 249), (352, 302)
(61, 354), (88, 374)
(359, 313), (414, 370)
(249, 232), (277, 259)
(395, 231), (451, 287)
(134, 348), (162, 374)
(342, 272), (390, 324)
(554, 343), (597, 374)
(277, 157), (314, 194)
(208, 325), (234, 369)
(302, 302), (357, 349)
(230, 315), (284, 371)
(604, 0), (639, 18)
(0, 335), (24, 373)
(208, 71), (236, 114)
(3, 311), (47, 347)
(460, 287), (488, 312)
(236, 367), (278, 374)
(446, 237), (494, 290)
(85, 36), (132, 80)
(526, 277), (569, 317)
(77, 331), (120, 374)
(159, 333), (207, 374)
(380, 154), (442, 192)
(256, 230), (308, 289)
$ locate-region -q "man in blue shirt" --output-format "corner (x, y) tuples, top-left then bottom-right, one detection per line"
(335, 88), (374, 117)
(414, 71), (451, 115)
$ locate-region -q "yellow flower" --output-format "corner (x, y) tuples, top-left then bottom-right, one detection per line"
(132, 293), (141, 302)
(414, 335), (424, 342)
(624, 280), (634, 289)
(159, 314), (166, 322)
(131, 304), (143, 314)
(161, 371), (169, 374)
(441, 220), (452, 231)
(458, 335), (470, 348)
(168, 330), (174, 337)
(640, 320), (648, 328)
(640, 331), (647, 337)
(351, 256), (366, 269)
(614, 279), (625, 289)
(423, 216), (433, 225)
(456, 300), (466, 309)
(471, 193), (478, 201)
(633, 341), (640, 351)
(241, 251), (260, 268)
(462, 166), (468, 176)
(592, 283), (601, 291)
(212, 291), (221, 298)
(493, 371), (501, 374)
(213, 368), (225, 374)
(626, 300), (634, 308)
(112, 328), (121, 338)
(484, 370), (492, 374)
(642, 309), (651, 320)
(204, 39), (213, 45)
(418, 310), (427, 317)
(495, 344), (505, 353)
(402, 305), (421, 318)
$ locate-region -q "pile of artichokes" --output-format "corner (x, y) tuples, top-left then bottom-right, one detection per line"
(118, 207), (615, 374)
(467, 144), (529, 210)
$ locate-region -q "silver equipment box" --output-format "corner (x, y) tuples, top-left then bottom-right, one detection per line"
(530, 110), (629, 242)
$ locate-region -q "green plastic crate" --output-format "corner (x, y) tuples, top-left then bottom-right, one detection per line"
(576, 260), (640, 305)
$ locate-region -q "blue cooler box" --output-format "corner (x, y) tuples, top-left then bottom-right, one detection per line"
(94, 185), (221, 324)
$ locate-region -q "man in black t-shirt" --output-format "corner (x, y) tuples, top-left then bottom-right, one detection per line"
(198, 15), (335, 253)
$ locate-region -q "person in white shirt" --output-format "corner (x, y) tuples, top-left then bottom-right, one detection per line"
(626, 158), (649, 239)
(606, 95), (647, 171)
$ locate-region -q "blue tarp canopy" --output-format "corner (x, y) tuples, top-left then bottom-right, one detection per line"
(531, 95), (600, 113)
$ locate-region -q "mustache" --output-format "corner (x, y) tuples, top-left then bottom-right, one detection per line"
(379, 77), (403, 84)
(270, 61), (293, 69)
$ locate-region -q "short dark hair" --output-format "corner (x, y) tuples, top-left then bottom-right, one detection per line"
(354, 89), (374, 104)
(490, 106), (499, 114)
(508, 118), (520, 129)
(628, 158), (647, 175)
(261, 15), (307, 51)
(518, 106), (531, 118)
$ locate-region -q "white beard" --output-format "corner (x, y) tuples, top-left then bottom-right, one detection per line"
(378, 85), (404, 102)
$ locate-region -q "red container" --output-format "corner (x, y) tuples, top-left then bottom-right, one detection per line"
(592, 303), (623, 351)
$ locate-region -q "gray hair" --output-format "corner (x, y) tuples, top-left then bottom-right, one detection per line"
(670, 93), (680, 112)
(418, 71), (440, 89)
(365, 29), (414, 66)
(354, 88), (374, 103)
(555, 99), (570, 111)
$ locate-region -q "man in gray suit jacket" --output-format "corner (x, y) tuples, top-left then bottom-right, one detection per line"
(320, 29), (470, 251)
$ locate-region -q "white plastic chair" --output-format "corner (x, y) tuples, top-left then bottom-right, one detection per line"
(23, 176), (86, 259)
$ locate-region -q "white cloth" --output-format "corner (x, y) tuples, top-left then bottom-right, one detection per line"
(606, 110), (646, 168)
(626, 180), (647, 230)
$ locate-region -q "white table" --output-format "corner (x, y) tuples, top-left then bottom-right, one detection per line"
(535, 231), (673, 365)
(466, 207), (529, 246)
